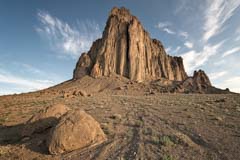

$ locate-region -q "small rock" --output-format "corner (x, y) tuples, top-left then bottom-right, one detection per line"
(87, 93), (93, 97)
(79, 90), (88, 97)
(110, 114), (122, 120)
(215, 98), (226, 103)
(214, 116), (223, 121)
(236, 107), (240, 112)
(21, 137), (30, 142)
(115, 86), (124, 90)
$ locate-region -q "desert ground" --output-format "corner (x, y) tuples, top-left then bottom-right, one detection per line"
(0, 76), (240, 160)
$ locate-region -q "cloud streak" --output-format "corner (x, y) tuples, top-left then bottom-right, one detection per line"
(165, 46), (181, 55)
(216, 76), (240, 93)
(179, 31), (189, 39)
(203, 0), (240, 42)
(0, 71), (55, 91)
(156, 22), (176, 35)
(184, 41), (193, 48)
(222, 47), (240, 57)
(208, 71), (227, 80)
(0, 62), (64, 95)
(163, 28), (175, 34)
(36, 10), (101, 58)
(181, 41), (224, 73)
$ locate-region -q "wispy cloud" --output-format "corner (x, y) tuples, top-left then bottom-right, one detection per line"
(222, 47), (240, 57)
(216, 76), (240, 93)
(179, 31), (189, 39)
(180, 0), (240, 74)
(156, 22), (171, 29)
(235, 27), (240, 41)
(165, 47), (171, 53)
(181, 41), (224, 73)
(156, 22), (190, 40)
(21, 63), (44, 74)
(184, 41), (193, 48)
(0, 71), (55, 91)
(0, 62), (64, 95)
(203, 0), (240, 42)
(213, 59), (225, 66)
(156, 22), (176, 35)
(163, 28), (175, 34)
(174, 0), (193, 14)
(36, 10), (101, 59)
(209, 71), (227, 80)
(165, 46), (181, 55)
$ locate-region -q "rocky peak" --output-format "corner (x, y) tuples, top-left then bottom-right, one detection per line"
(193, 70), (212, 86)
(173, 69), (213, 93)
(109, 7), (132, 20)
(73, 7), (188, 82)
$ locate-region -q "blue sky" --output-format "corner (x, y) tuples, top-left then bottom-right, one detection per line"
(0, 0), (240, 95)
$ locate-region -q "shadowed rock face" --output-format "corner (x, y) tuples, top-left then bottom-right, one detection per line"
(73, 7), (187, 82)
(192, 70), (212, 87)
(172, 70), (230, 94)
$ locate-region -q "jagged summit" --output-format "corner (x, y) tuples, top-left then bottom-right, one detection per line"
(109, 7), (133, 21)
(73, 7), (187, 82)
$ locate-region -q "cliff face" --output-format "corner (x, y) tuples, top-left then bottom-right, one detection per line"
(73, 7), (187, 82)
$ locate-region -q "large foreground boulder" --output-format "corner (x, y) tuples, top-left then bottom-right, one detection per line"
(47, 109), (107, 155)
(22, 104), (70, 137)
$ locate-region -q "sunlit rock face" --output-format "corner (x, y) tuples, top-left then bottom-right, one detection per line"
(73, 7), (187, 82)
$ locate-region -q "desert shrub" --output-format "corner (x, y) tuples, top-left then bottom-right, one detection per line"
(162, 155), (175, 160)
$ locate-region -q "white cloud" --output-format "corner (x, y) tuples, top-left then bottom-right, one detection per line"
(166, 46), (181, 54)
(222, 47), (240, 57)
(165, 47), (172, 53)
(156, 22), (171, 29)
(156, 22), (176, 35)
(173, 46), (181, 53)
(174, 0), (193, 14)
(203, 0), (240, 42)
(208, 71), (227, 80)
(156, 23), (190, 38)
(36, 10), (101, 58)
(216, 76), (240, 93)
(181, 41), (224, 73)
(163, 28), (176, 34)
(184, 41), (193, 48)
(0, 63), (63, 95)
(179, 31), (189, 39)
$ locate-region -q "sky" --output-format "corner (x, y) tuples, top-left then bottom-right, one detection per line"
(0, 0), (240, 95)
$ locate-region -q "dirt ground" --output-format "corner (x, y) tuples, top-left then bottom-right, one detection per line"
(0, 76), (240, 160)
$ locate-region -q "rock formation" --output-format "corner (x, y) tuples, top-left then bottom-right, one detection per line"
(73, 7), (187, 82)
(47, 109), (107, 155)
(173, 70), (230, 94)
(172, 70), (211, 93)
(73, 7), (230, 94)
